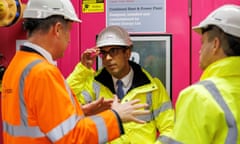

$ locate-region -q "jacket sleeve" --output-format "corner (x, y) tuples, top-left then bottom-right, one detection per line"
(152, 78), (175, 143)
(67, 62), (95, 104)
(28, 63), (123, 144)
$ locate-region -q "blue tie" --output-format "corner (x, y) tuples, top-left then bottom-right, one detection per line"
(117, 80), (124, 99)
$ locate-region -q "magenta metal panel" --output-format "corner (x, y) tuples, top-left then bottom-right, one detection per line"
(166, 0), (191, 105)
(0, 2), (28, 143)
(0, 24), (25, 67)
(58, 0), (192, 106)
(57, 0), (81, 77)
(58, 0), (105, 78)
(59, 0), (192, 106)
(79, 8), (105, 70)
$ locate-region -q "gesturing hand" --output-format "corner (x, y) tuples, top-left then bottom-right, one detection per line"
(81, 47), (100, 69)
(111, 95), (150, 124)
(82, 97), (113, 116)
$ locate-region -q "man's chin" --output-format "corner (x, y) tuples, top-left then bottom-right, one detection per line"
(107, 68), (118, 75)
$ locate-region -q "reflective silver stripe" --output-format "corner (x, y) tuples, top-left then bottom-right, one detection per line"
(3, 60), (45, 138)
(93, 82), (100, 99)
(158, 135), (182, 144)
(137, 102), (173, 122)
(142, 92), (172, 121)
(19, 60), (42, 126)
(146, 92), (152, 110)
(3, 121), (44, 137)
(47, 114), (82, 142)
(136, 113), (152, 121)
(138, 92), (153, 121)
(199, 80), (237, 144)
(90, 115), (108, 144)
(141, 92), (152, 121)
(153, 101), (172, 118)
(64, 80), (75, 105)
(82, 90), (93, 103)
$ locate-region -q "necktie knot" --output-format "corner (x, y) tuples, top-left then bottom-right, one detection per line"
(117, 79), (123, 86)
(116, 80), (124, 99)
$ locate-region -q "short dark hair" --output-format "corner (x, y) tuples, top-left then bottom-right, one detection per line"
(202, 25), (240, 56)
(23, 15), (69, 37)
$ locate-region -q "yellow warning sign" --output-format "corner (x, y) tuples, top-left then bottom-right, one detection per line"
(82, 0), (104, 13)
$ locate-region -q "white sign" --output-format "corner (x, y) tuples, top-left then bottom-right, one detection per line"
(106, 0), (166, 33)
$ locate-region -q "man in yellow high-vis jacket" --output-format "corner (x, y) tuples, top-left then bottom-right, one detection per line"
(67, 25), (174, 144)
(166, 4), (240, 144)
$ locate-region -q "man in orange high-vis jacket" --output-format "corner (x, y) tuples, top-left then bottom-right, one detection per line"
(1, 0), (149, 143)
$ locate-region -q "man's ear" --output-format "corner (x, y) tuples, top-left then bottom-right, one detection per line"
(212, 37), (221, 54)
(52, 22), (62, 37)
(126, 48), (132, 59)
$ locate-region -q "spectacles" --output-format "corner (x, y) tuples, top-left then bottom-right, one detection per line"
(99, 47), (124, 58)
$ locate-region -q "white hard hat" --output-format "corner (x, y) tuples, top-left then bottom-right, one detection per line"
(193, 4), (240, 38)
(23, 0), (81, 22)
(96, 25), (133, 48)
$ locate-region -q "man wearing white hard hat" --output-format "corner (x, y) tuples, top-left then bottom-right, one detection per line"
(1, 0), (150, 143)
(67, 25), (174, 143)
(165, 4), (240, 144)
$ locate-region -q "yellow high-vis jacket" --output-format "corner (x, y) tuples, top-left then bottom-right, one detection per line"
(1, 47), (123, 144)
(167, 57), (240, 144)
(67, 61), (174, 144)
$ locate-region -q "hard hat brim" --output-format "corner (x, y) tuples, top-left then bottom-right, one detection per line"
(192, 25), (203, 35)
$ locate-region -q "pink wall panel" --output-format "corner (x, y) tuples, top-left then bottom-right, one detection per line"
(0, 23), (25, 67)
(166, 0), (190, 105)
(79, 11), (105, 70)
(58, 1), (105, 78)
(57, 0), (81, 77)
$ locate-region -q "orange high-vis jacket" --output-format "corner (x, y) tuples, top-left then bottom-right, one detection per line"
(1, 49), (123, 144)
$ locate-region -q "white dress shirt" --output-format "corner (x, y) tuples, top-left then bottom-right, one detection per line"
(112, 67), (134, 95)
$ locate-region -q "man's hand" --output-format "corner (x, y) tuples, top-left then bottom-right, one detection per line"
(81, 47), (100, 69)
(111, 95), (150, 124)
(82, 97), (113, 116)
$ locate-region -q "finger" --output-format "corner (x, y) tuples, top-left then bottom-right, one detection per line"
(83, 48), (98, 58)
(102, 99), (114, 104)
(127, 99), (141, 105)
(87, 47), (99, 58)
(113, 95), (119, 104)
(130, 117), (146, 124)
(100, 101), (113, 107)
(92, 97), (103, 105)
(85, 47), (98, 53)
(98, 97), (104, 102)
(95, 48), (100, 54)
(131, 103), (149, 110)
(131, 109), (150, 116)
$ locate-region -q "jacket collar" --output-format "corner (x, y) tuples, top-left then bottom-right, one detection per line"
(95, 61), (150, 94)
(200, 57), (240, 80)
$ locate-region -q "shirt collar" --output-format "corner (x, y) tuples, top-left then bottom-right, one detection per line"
(112, 67), (134, 88)
(23, 42), (57, 65)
